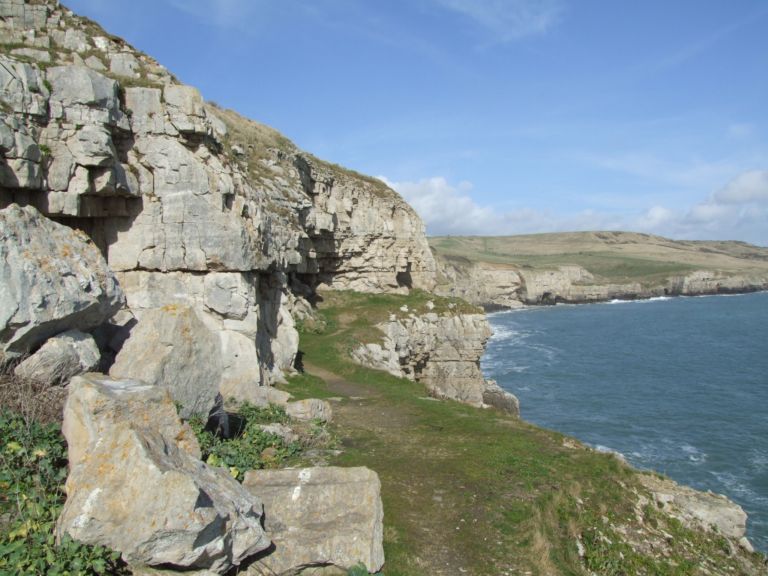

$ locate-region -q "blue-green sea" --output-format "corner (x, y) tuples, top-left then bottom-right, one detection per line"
(483, 291), (768, 552)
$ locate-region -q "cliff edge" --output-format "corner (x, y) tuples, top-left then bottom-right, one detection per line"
(432, 232), (768, 308)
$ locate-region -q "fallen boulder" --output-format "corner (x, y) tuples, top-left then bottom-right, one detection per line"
(109, 306), (223, 419)
(242, 466), (384, 575)
(57, 373), (270, 573)
(482, 380), (520, 417)
(14, 329), (100, 384)
(0, 204), (124, 361)
(286, 398), (333, 423)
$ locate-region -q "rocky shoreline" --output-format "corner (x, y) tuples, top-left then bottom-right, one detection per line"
(1, 1), (765, 574)
(435, 252), (768, 310)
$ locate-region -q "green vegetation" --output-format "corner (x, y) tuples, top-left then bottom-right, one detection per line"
(189, 402), (302, 482)
(0, 412), (128, 575)
(312, 289), (480, 350)
(284, 290), (765, 575)
(430, 233), (768, 286)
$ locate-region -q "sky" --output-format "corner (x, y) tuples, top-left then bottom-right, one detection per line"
(65, 0), (768, 245)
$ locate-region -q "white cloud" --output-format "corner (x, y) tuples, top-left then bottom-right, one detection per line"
(432, 0), (564, 42)
(380, 175), (620, 236)
(712, 170), (768, 204)
(382, 171), (768, 245)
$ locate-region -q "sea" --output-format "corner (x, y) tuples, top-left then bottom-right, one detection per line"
(482, 291), (768, 553)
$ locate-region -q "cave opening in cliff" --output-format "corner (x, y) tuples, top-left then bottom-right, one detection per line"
(396, 263), (413, 289)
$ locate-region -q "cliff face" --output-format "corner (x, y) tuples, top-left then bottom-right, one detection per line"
(0, 0), (435, 392)
(352, 308), (519, 415)
(433, 233), (768, 308)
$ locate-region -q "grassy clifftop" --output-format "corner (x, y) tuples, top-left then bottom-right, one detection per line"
(430, 232), (768, 285)
(281, 290), (766, 575)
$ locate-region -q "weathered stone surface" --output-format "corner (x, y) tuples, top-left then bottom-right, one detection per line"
(436, 260), (525, 310)
(482, 380), (520, 417)
(286, 398), (333, 423)
(294, 156), (436, 294)
(46, 65), (121, 124)
(0, 116), (43, 190)
(1, 0), (438, 388)
(0, 204), (124, 359)
(0, 55), (49, 116)
(353, 311), (518, 413)
(639, 474), (749, 541)
(243, 467), (384, 575)
(57, 373), (269, 573)
(435, 253), (768, 309)
(110, 306), (223, 419)
(14, 329), (100, 384)
(225, 386), (292, 410)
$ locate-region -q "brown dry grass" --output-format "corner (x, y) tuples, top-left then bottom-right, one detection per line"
(0, 371), (67, 425)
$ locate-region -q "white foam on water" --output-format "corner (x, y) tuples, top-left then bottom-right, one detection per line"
(489, 325), (517, 341)
(681, 443), (707, 463)
(710, 471), (768, 507)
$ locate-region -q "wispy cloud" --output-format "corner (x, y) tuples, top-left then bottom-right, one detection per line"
(382, 171), (768, 245)
(432, 0), (564, 42)
(577, 151), (739, 190)
(165, 0), (274, 32)
(638, 7), (768, 76)
(727, 123), (756, 141)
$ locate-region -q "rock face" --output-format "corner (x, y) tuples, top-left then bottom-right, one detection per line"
(437, 259), (525, 310)
(57, 373), (270, 573)
(353, 312), (519, 414)
(14, 329), (100, 384)
(0, 0), (437, 392)
(432, 233), (768, 309)
(0, 203), (124, 360)
(639, 474), (749, 542)
(242, 467), (385, 575)
(109, 306), (223, 419)
(292, 156), (436, 294)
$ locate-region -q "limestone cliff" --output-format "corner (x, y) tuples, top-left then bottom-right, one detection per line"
(352, 305), (519, 415)
(0, 0), (436, 399)
(432, 232), (768, 308)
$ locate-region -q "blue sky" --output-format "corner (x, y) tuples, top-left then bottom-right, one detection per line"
(66, 0), (768, 244)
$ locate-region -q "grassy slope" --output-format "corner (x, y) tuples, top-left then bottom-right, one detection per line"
(430, 232), (768, 285)
(280, 291), (766, 576)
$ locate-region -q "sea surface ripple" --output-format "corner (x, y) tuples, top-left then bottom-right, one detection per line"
(483, 291), (768, 552)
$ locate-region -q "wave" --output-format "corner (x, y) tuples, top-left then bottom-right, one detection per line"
(710, 471), (768, 507)
(606, 296), (672, 305)
(680, 443), (708, 463)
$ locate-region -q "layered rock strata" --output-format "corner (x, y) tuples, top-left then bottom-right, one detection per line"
(0, 0), (437, 401)
(352, 311), (519, 415)
(437, 260), (768, 308)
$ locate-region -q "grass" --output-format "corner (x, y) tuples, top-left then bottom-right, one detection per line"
(430, 233), (768, 286)
(281, 290), (766, 575)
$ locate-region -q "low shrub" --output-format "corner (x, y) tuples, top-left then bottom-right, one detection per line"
(189, 402), (301, 482)
(0, 411), (128, 575)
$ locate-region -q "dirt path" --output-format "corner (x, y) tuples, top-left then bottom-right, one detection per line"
(300, 361), (517, 576)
